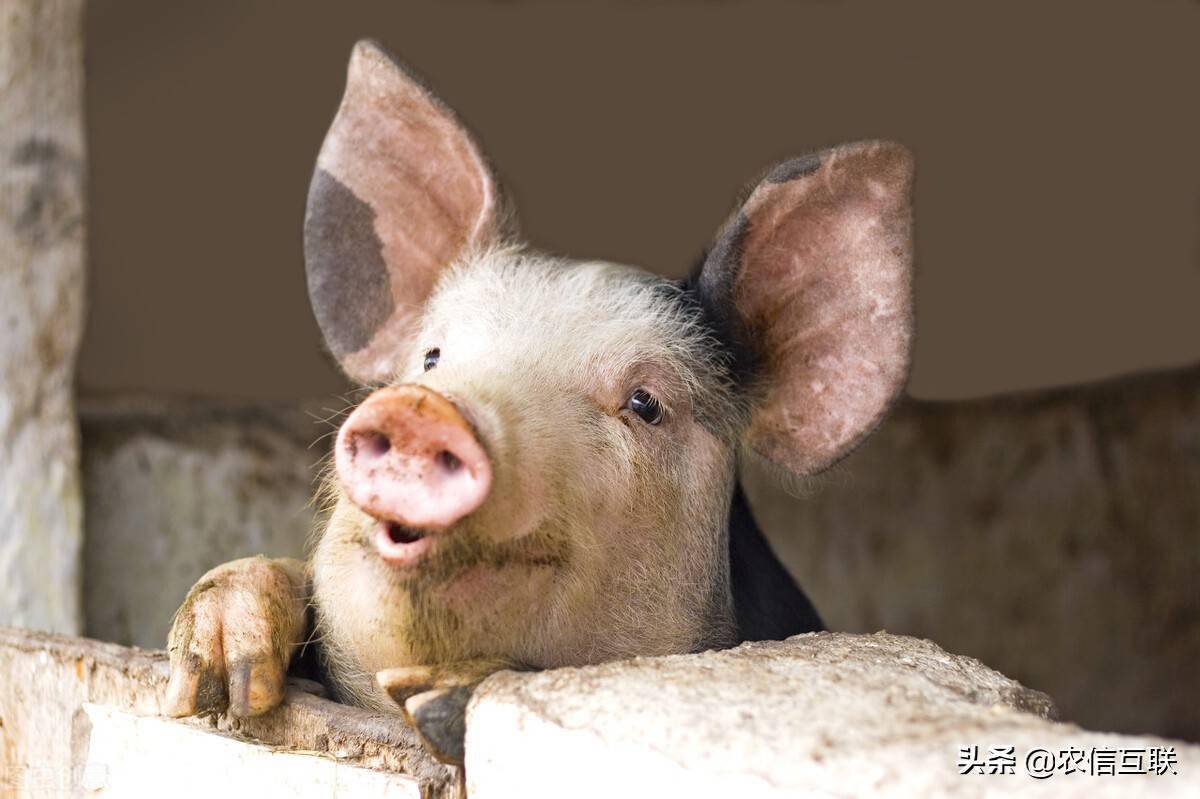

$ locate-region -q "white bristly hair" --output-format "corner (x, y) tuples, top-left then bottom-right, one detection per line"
(311, 245), (749, 711)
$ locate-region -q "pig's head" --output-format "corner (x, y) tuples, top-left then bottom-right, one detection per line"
(306, 41), (913, 709)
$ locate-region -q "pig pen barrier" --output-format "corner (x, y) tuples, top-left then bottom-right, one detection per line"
(75, 364), (1200, 743)
(2, 625), (1197, 798)
(2, 1), (1198, 795)
(17, 367), (1189, 799)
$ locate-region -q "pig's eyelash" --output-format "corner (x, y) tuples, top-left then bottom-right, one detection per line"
(628, 381), (677, 416)
(626, 388), (665, 425)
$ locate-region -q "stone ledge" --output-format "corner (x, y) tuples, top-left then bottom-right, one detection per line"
(75, 367), (1200, 741)
(466, 632), (1198, 798)
(0, 627), (458, 797)
(5, 627), (1195, 797)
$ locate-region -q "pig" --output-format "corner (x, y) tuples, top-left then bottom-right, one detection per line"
(164, 40), (914, 763)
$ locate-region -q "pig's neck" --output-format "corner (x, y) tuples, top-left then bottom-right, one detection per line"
(727, 481), (825, 642)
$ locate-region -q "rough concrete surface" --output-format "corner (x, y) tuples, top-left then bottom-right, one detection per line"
(747, 364), (1200, 741)
(80, 395), (330, 648)
(0, 0), (86, 634)
(0, 626), (458, 798)
(4, 627), (1194, 798)
(467, 632), (1197, 798)
(74, 365), (1199, 743)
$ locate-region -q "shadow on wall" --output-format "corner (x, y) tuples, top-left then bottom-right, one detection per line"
(79, 365), (1200, 743)
(746, 365), (1200, 742)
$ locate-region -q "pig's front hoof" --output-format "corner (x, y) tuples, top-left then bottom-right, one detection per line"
(402, 686), (474, 765)
(164, 556), (308, 719)
(376, 658), (513, 765)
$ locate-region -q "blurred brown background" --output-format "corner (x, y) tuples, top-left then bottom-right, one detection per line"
(81, 0), (1199, 403)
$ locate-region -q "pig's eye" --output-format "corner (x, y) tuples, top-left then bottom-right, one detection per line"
(626, 389), (663, 425)
(423, 348), (440, 371)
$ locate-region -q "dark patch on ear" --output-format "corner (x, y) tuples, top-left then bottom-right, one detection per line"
(680, 152), (825, 383)
(680, 212), (758, 388)
(728, 482), (824, 641)
(764, 152), (822, 184)
(304, 168), (394, 358)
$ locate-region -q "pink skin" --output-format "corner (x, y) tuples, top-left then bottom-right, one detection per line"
(335, 385), (492, 565)
(371, 524), (436, 567)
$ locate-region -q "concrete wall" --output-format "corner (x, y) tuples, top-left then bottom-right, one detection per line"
(746, 365), (1200, 742)
(0, 0), (86, 635)
(4, 626), (1196, 798)
(80, 396), (322, 648)
(77, 365), (1200, 742)
(0, 627), (456, 797)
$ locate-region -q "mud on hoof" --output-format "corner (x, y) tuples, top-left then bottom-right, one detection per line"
(377, 659), (512, 765)
(401, 686), (474, 765)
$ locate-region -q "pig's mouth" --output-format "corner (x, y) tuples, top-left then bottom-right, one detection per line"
(361, 512), (570, 594)
(373, 520), (437, 567)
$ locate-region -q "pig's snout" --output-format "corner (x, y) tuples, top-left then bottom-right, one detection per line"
(336, 385), (492, 530)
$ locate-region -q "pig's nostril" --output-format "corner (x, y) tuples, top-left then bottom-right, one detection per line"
(436, 450), (462, 473)
(335, 385), (493, 531)
(355, 432), (391, 460)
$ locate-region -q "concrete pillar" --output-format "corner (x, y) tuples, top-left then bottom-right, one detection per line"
(0, 0), (86, 633)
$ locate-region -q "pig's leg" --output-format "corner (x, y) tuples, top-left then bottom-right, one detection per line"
(378, 659), (515, 764)
(164, 555), (310, 718)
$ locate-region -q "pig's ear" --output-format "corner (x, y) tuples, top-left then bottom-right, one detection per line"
(697, 141), (914, 476)
(305, 40), (507, 384)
